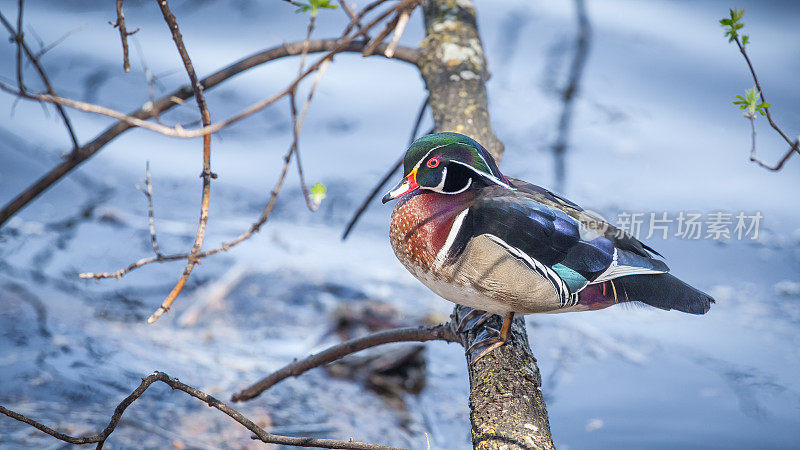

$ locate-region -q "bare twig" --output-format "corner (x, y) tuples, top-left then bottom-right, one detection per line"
(338, 0), (368, 38)
(0, 38), (417, 228)
(137, 162), (162, 257)
(32, 23), (87, 59)
(232, 324), (459, 402)
(111, 0), (140, 72)
(341, 95), (428, 240)
(384, 8), (411, 58)
(342, 0), (391, 36)
(0, 9), (80, 151)
(293, 58), (332, 211)
(149, 0), (214, 324)
(133, 38), (166, 122)
(0, 1), (415, 141)
(0, 371), (403, 450)
(15, 0), (24, 91)
(80, 126), (298, 281)
(291, 14), (323, 211)
(732, 35), (799, 171)
(362, 13), (398, 57)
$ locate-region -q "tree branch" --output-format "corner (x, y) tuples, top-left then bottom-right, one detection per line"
(0, 8), (80, 151)
(0, 38), (417, 227)
(0, 2), (415, 140)
(148, 0), (215, 324)
(138, 162), (163, 257)
(232, 324), (460, 402)
(732, 35), (799, 171)
(0, 371), (403, 450)
(111, 0), (139, 73)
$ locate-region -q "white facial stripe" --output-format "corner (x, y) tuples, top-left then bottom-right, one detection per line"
(412, 143), (450, 173)
(449, 160), (514, 190)
(431, 167), (448, 192)
(434, 208), (469, 269)
(449, 176), (472, 194)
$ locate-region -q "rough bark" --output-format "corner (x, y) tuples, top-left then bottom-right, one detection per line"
(417, 1), (556, 448)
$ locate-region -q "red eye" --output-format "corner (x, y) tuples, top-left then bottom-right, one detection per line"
(426, 158), (440, 168)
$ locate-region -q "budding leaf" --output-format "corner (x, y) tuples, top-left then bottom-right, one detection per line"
(287, 0), (337, 17)
(720, 8), (746, 43)
(308, 182), (327, 209)
(733, 86), (770, 117)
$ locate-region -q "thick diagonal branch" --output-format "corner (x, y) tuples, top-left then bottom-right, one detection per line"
(232, 324), (460, 402)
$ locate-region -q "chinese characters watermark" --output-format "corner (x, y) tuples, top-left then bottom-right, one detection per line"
(611, 211), (763, 240)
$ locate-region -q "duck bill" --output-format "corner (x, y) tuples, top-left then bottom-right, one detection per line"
(382, 170), (419, 204)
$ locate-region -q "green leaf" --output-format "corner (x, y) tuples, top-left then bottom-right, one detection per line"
(288, 0), (337, 16)
(732, 86), (766, 115)
(308, 182), (327, 209)
(720, 8), (746, 43)
(742, 35), (750, 45)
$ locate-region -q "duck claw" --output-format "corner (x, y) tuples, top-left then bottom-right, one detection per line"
(464, 311), (516, 365)
(456, 307), (492, 332)
(467, 326), (504, 364)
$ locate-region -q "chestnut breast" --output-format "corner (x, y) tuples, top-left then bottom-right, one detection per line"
(389, 190), (474, 273)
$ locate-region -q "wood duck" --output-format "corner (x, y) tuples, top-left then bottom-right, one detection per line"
(382, 132), (713, 361)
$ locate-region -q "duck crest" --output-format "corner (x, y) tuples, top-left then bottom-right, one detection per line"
(389, 190), (474, 272)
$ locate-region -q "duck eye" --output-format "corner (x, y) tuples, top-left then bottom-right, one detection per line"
(426, 157), (440, 168)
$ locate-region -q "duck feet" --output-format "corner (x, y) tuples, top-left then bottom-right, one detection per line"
(465, 311), (515, 364)
(456, 307), (492, 332)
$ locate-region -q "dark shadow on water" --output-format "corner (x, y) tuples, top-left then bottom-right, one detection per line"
(552, 0), (591, 194)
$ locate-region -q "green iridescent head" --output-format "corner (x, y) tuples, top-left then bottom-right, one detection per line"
(382, 132), (510, 203)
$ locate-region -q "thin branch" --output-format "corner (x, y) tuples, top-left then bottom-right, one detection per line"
(0, 42), (417, 227)
(111, 0), (140, 72)
(76, 3), (420, 287)
(0, 371), (403, 450)
(33, 23), (87, 60)
(133, 38), (163, 122)
(232, 324), (460, 402)
(149, 0), (214, 324)
(0, 1), (415, 141)
(362, 13), (398, 57)
(342, 0), (390, 37)
(341, 95), (428, 240)
(137, 162), (162, 257)
(745, 113), (798, 171)
(292, 58), (332, 211)
(291, 14), (322, 211)
(15, 0), (24, 92)
(338, 0), (368, 39)
(732, 35), (799, 171)
(81, 129), (297, 281)
(384, 7), (411, 58)
(0, 9), (80, 151)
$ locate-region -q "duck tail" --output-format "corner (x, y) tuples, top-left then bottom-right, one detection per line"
(580, 274), (714, 314)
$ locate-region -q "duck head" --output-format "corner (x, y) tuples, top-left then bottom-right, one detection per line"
(381, 132), (511, 203)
